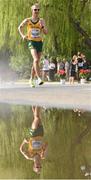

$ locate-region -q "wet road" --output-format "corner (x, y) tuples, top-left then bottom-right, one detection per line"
(0, 82), (91, 111)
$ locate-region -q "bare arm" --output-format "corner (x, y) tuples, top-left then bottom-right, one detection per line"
(39, 19), (48, 34)
(20, 139), (33, 160)
(41, 143), (48, 159)
(18, 18), (29, 39)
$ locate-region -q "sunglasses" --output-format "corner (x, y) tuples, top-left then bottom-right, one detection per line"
(34, 165), (42, 169)
(34, 9), (40, 11)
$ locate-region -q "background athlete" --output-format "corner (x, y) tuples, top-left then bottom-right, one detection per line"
(18, 3), (48, 87)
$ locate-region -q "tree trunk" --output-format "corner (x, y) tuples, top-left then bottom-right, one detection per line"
(70, 17), (91, 48)
(68, 0), (91, 49)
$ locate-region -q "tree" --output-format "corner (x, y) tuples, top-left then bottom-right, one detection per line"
(0, 0), (91, 77)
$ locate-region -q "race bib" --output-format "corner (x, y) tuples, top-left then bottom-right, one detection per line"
(32, 140), (42, 149)
(31, 28), (40, 38)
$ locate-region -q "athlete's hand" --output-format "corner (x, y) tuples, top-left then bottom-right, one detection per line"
(24, 154), (30, 159)
(39, 19), (45, 29)
(22, 35), (28, 40)
(23, 138), (29, 143)
(39, 19), (48, 34)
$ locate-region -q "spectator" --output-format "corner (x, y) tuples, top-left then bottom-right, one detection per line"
(65, 59), (70, 81)
(42, 55), (49, 81)
(81, 53), (88, 70)
(77, 52), (84, 81)
(56, 57), (61, 71)
(49, 57), (56, 81)
(69, 55), (78, 84)
(59, 59), (65, 70)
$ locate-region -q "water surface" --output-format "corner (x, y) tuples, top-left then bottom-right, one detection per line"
(0, 104), (91, 179)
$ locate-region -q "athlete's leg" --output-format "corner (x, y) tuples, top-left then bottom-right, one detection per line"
(30, 49), (41, 79)
(29, 65), (36, 87)
(31, 106), (41, 129)
(31, 66), (36, 80)
(37, 52), (42, 79)
(30, 49), (44, 85)
(32, 106), (35, 114)
(37, 52), (42, 60)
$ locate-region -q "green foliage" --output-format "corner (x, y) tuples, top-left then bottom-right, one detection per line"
(10, 54), (31, 78)
(0, 0), (91, 77)
(0, 104), (91, 178)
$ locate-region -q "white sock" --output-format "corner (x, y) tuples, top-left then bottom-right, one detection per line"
(38, 77), (41, 81)
(30, 77), (33, 80)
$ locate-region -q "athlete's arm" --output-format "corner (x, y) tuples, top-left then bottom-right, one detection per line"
(20, 139), (32, 160)
(41, 142), (48, 159)
(39, 19), (48, 34)
(18, 18), (29, 39)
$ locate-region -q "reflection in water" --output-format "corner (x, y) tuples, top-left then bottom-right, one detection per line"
(72, 109), (91, 179)
(73, 108), (85, 116)
(0, 104), (91, 179)
(81, 165), (91, 177)
(20, 106), (48, 174)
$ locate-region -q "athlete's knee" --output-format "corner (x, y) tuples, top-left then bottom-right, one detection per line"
(31, 66), (35, 72)
(34, 58), (39, 63)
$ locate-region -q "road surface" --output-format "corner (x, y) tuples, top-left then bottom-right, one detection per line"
(0, 82), (91, 111)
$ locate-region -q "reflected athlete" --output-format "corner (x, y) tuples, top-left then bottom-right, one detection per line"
(20, 106), (48, 174)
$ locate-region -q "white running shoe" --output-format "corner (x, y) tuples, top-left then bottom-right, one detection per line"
(37, 78), (44, 85)
(85, 172), (89, 177)
(29, 79), (35, 88)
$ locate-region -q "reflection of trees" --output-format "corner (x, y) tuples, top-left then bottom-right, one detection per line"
(72, 114), (91, 144)
(0, 104), (37, 179)
(68, 0), (91, 49)
(42, 108), (91, 179)
(0, 105), (91, 179)
(0, 0), (91, 60)
(70, 111), (91, 179)
(42, 108), (77, 178)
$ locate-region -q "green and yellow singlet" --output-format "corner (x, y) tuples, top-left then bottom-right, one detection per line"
(26, 18), (43, 42)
